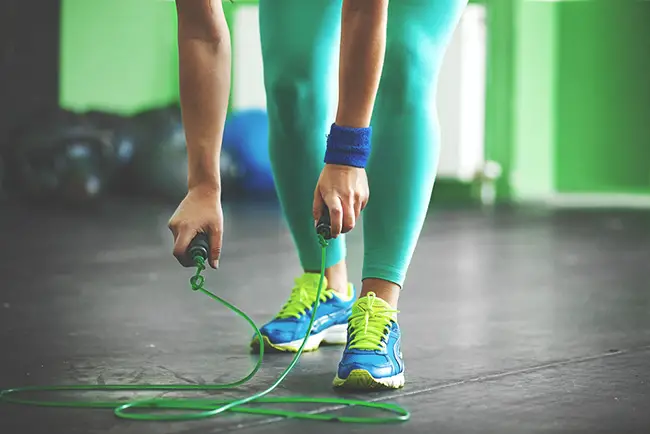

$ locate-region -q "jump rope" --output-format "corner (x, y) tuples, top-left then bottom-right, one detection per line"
(0, 208), (410, 423)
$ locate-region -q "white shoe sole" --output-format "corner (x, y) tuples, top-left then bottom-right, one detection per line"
(251, 323), (348, 353)
(333, 369), (405, 390)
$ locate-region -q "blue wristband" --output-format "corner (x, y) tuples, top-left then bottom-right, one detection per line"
(324, 123), (372, 168)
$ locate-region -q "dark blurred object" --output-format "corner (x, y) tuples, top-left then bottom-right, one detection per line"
(3, 108), (117, 207)
(0, 0), (61, 155)
(128, 104), (244, 202)
(0, 152), (5, 196)
(219, 145), (244, 197)
(84, 111), (137, 168)
(83, 110), (145, 193)
(129, 105), (188, 202)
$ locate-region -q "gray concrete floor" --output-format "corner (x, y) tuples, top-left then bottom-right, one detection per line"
(1, 200), (649, 433)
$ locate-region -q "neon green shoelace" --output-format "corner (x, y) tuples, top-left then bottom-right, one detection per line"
(0, 234), (410, 423)
(276, 276), (335, 319)
(348, 292), (399, 351)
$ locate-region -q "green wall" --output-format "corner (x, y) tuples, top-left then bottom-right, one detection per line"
(483, 0), (516, 200)
(507, 0), (650, 198)
(555, 1), (650, 194)
(506, 0), (557, 201)
(59, 0), (179, 115)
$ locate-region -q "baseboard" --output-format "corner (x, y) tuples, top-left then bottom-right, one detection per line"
(520, 193), (650, 209)
(431, 178), (478, 203)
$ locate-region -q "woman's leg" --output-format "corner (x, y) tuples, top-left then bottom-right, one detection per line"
(255, 0), (354, 353)
(260, 0), (347, 287)
(362, 0), (468, 302)
(334, 0), (468, 389)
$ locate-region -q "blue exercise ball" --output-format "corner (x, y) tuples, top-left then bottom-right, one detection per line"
(223, 110), (275, 194)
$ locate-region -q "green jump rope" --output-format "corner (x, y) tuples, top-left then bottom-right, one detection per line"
(0, 208), (410, 423)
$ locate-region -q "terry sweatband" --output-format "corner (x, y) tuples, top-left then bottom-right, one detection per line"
(324, 123), (372, 168)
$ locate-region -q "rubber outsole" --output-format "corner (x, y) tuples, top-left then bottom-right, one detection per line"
(250, 324), (348, 353)
(332, 369), (405, 390)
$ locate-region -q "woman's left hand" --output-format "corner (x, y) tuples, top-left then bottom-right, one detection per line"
(313, 164), (369, 238)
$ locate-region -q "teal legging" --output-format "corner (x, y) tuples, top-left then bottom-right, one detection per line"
(260, 0), (467, 287)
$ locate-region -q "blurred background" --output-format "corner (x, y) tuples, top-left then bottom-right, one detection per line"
(0, 0), (649, 209)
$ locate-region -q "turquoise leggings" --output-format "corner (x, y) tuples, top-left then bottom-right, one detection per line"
(259, 0), (467, 287)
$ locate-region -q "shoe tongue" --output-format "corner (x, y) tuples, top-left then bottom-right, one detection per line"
(296, 273), (327, 293)
(353, 293), (393, 314)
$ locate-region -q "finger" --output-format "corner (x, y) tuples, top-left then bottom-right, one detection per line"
(312, 191), (324, 222)
(341, 199), (356, 234)
(353, 196), (362, 220)
(172, 224), (197, 267)
(323, 195), (343, 238)
(360, 192), (369, 211)
(208, 226), (222, 269)
(168, 219), (179, 239)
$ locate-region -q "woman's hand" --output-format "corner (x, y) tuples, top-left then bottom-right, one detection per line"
(313, 164), (369, 238)
(168, 184), (223, 268)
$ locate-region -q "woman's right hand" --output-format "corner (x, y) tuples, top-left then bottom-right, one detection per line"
(168, 184), (223, 269)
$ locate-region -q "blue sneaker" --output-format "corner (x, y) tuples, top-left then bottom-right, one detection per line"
(251, 273), (354, 352)
(333, 292), (405, 390)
